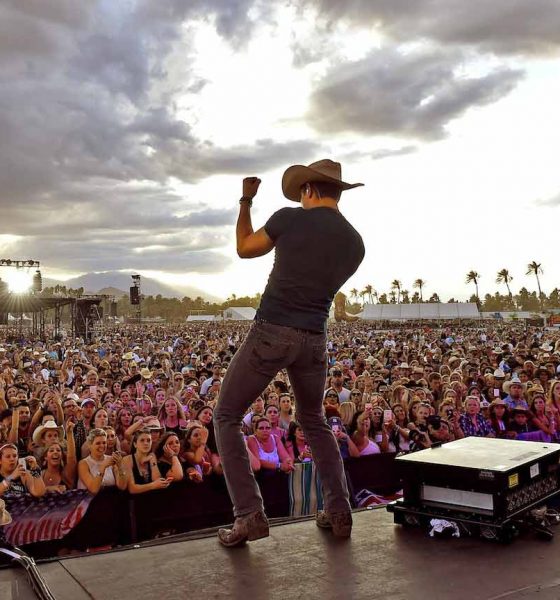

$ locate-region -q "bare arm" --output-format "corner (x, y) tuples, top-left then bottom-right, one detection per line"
(8, 409), (19, 444)
(63, 422), (77, 488)
(167, 456), (184, 482)
(78, 457), (111, 495)
(236, 178), (274, 259)
(345, 435), (361, 458)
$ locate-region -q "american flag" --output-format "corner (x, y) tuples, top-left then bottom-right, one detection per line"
(3, 490), (93, 546)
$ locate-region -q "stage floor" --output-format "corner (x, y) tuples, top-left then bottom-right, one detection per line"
(4, 508), (560, 599)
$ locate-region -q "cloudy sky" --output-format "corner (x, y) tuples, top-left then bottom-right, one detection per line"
(1, 0), (559, 301)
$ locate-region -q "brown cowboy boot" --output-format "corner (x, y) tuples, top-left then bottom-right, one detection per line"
(316, 510), (353, 538)
(218, 510), (270, 547)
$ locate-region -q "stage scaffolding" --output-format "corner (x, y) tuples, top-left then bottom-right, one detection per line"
(0, 293), (109, 339)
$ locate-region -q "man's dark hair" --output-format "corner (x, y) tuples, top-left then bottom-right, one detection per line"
(311, 181), (342, 202)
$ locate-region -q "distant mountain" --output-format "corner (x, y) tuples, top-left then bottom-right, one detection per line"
(43, 271), (221, 302)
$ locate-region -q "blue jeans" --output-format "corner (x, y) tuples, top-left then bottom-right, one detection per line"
(214, 319), (350, 517)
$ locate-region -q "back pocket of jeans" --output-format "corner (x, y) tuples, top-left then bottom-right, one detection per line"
(249, 338), (290, 373)
(311, 344), (327, 366)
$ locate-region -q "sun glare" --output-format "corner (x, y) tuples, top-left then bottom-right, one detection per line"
(3, 270), (33, 294)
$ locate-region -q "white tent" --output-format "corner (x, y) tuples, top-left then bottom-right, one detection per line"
(223, 307), (256, 321)
(186, 314), (219, 322)
(359, 302), (480, 321)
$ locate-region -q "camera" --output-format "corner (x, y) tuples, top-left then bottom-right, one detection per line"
(427, 415), (442, 430)
(408, 429), (422, 442)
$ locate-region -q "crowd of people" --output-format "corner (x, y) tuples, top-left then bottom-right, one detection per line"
(0, 320), (559, 538)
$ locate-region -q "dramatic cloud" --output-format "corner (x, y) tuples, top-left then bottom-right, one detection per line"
(0, 0), (320, 275)
(307, 48), (523, 139)
(303, 0), (560, 56)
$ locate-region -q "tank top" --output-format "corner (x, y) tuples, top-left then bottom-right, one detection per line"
(78, 455), (116, 489)
(359, 439), (381, 456)
(132, 454), (153, 484)
(255, 435), (280, 465)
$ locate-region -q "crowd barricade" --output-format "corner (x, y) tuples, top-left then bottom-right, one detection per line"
(16, 453), (400, 556)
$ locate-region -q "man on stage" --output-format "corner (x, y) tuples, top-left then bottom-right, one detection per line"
(214, 159), (365, 547)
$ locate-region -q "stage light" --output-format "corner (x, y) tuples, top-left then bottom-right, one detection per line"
(5, 270), (33, 294)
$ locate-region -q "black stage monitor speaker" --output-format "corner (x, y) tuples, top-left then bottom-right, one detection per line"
(388, 437), (560, 538)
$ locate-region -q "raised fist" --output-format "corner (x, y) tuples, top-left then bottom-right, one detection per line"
(242, 177), (261, 198)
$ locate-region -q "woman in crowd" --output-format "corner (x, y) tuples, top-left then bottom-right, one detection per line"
(408, 402), (430, 432)
(183, 423), (213, 478)
(115, 408), (134, 454)
(41, 442), (75, 493)
(194, 404), (221, 475)
(407, 399), (422, 424)
(77, 428), (127, 494)
(547, 380), (560, 414)
(349, 388), (363, 409)
(459, 396), (495, 438)
(100, 391), (115, 408)
(278, 393), (293, 430)
(247, 417), (294, 472)
(350, 412), (385, 455)
(158, 397), (188, 434)
(40, 420), (77, 492)
(80, 407), (110, 457)
(391, 404), (410, 452)
(328, 417), (360, 458)
(122, 428), (171, 493)
(104, 426), (121, 455)
(530, 389), (556, 441)
(391, 385), (409, 409)
(0, 443), (46, 498)
(264, 404), (286, 441)
(154, 388), (167, 412)
(339, 401), (356, 429)
(154, 432), (184, 481)
(285, 421), (312, 463)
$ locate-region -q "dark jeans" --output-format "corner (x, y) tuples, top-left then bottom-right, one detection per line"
(214, 319), (350, 517)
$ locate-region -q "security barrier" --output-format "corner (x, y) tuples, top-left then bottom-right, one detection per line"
(18, 453), (400, 557)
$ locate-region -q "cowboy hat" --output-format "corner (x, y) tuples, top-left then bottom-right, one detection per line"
(140, 367), (152, 379)
(503, 375), (526, 394)
(282, 159), (364, 203)
(32, 420), (64, 445)
(0, 499), (12, 526)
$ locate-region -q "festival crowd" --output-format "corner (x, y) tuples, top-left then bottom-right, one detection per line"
(1, 320), (560, 538)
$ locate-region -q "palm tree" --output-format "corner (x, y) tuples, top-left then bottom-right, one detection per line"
(391, 279), (402, 303)
(465, 270), (480, 303)
(359, 289), (367, 305)
(526, 261), (544, 307)
(496, 269), (513, 298)
(364, 284), (373, 304)
(413, 278), (426, 302)
(350, 288), (358, 304)
(372, 290), (379, 304)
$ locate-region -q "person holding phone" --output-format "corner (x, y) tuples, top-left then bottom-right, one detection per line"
(0, 443), (46, 499)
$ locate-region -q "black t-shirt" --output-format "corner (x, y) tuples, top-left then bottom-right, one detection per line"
(258, 207), (365, 332)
